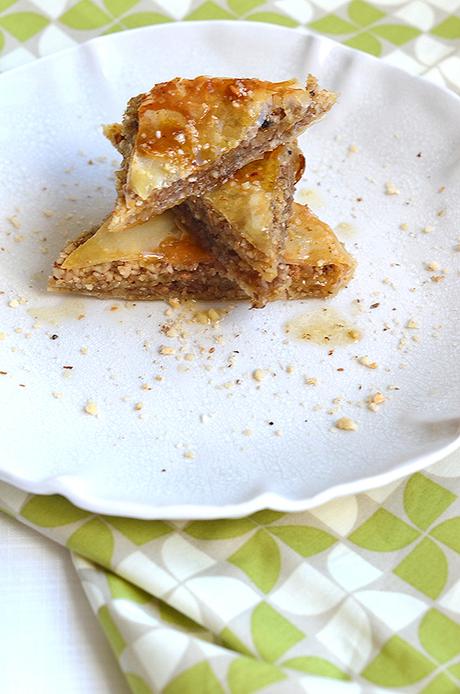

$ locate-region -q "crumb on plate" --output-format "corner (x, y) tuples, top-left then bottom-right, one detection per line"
(159, 346), (175, 355)
(253, 369), (267, 382)
(385, 181), (400, 196)
(335, 417), (358, 431)
(84, 400), (98, 416)
(358, 356), (378, 369)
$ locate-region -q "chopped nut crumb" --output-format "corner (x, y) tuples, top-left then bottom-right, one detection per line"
(305, 377), (317, 386)
(382, 277), (396, 289)
(134, 402), (143, 411)
(80, 345), (88, 354)
(213, 307), (227, 323)
(84, 401), (98, 416)
(242, 428), (252, 437)
(385, 181), (400, 196)
(368, 392), (385, 410)
(425, 261), (439, 271)
(348, 329), (362, 341)
(154, 375), (164, 382)
(141, 383), (151, 391)
(286, 365), (294, 374)
(52, 391), (62, 399)
(348, 144), (359, 154)
(159, 346), (175, 355)
(358, 356), (378, 369)
(193, 307), (226, 325)
(399, 223), (408, 231)
(335, 417), (358, 431)
(184, 353), (194, 362)
(253, 369), (267, 382)
(421, 225), (433, 234)
(7, 215), (20, 229)
(406, 319), (418, 329)
(8, 299), (19, 308)
(437, 209), (445, 217)
(183, 450), (195, 460)
(194, 311), (210, 325)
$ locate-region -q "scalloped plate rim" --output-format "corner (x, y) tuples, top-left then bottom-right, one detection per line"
(0, 21), (459, 518)
(1, 429), (459, 518)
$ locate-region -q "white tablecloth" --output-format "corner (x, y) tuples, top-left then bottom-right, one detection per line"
(0, 515), (128, 694)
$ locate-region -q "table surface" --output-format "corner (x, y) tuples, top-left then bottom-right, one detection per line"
(0, 513), (128, 694)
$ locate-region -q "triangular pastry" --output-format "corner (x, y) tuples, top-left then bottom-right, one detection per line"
(105, 75), (335, 231)
(48, 204), (354, 303)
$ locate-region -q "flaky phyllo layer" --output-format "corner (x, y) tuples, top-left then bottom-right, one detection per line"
(49, 72), (352, 306)
(49, 203), (355, 302)
(105, 75), (336, 230)
(173, 143), (303, 305)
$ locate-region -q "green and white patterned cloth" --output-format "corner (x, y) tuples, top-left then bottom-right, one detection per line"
(0, 0), (459, 92)
(2, 462), (460, 692)
(1, 2), (460, 692)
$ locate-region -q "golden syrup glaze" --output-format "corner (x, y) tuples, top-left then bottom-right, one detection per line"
(128, 76), (311, 199)
(284, 203), (354, 268)
(27, 299), (87, 326)
(285, 308), (362, 346)
(296, 187), (325, 210)
(62, 211), (211, 270)
(154, 235), (212, 266)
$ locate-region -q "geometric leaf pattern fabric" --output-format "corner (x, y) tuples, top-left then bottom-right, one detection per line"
(0, 1), (457, 94)
(1, 3), (460, 692)
(1, 464), (460, 692)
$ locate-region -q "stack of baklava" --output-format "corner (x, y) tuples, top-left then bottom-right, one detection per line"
(49, 75), (355, 307)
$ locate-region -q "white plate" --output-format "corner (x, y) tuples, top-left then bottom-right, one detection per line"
(0, 22), (459, 519)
